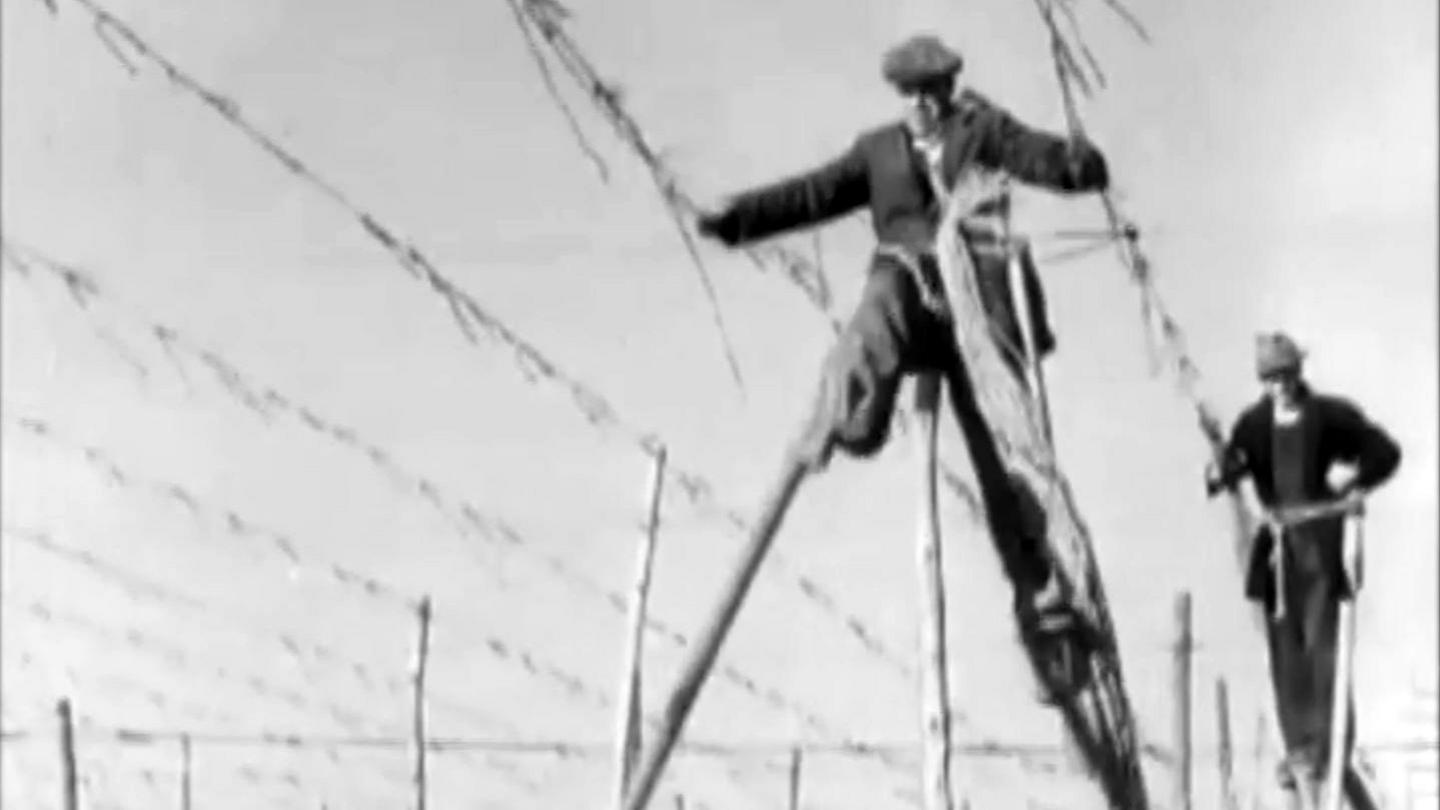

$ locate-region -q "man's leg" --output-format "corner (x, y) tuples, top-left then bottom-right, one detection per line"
(794, 254), (1067, 617)
(791, 259), (926, 470)
(1268, 557), (1319, 799)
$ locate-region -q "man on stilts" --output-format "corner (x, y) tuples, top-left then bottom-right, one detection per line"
(696, 33), (1107, 633)
(1207, 332), (1402, 810)
(615, 35), (1115, 810)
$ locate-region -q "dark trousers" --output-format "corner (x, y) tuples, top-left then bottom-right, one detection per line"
(1259, 518), (1376, 808)
(793, 252), (1055, 591)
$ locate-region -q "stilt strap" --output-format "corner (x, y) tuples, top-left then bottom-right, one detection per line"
(1262, 497), (1365, 620)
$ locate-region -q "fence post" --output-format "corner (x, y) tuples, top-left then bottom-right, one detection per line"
(1250, 709), (1267, 810)
(915, 373), (957, 810)
(57, 698), (78, 810)
(615, 446), (667, 807)
(1173, 592), (1193, 810)
(787, 746), (803, 810)
(412, 596), (433, 810)
(180, 732), (193, 810)
(1217, 677), (1238, 810)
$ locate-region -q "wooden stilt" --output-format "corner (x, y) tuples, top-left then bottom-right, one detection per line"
(1217, 678), (1240, 810)
(620, 452), (810, 810)
(614, 447), (668, 807)
(1320, 513), (1362, 810)
(1173, 592), (1194, 810)
(1003, 235), (1053, 445)
(57, 698), (77, 810)
(915, 372), (957, 810)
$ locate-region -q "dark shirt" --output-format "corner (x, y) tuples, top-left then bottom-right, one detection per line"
(1271, 418), (1310, 507)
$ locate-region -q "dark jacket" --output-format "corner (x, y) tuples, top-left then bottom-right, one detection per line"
(1213, 387), (1402, 602)
(707, 90), (1109, 255)
(1215, 387), (1402, 507)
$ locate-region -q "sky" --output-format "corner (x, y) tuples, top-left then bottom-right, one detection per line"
(2, 0), (1436, 807)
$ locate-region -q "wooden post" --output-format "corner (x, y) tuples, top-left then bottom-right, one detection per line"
(614, 446), (667, 807)
(1321, 513), (1363, 810)
(787, 746), (802, 810)
(1173, 592), (1193, 810)
(620, 452), (810, 810)
(1217, 678), (1239, 810)
(57, 698), (77, 810)
(412, 597), (433, 810)
(180, 733), (193, 810)
(1251, 709), (1267, 810)
(915, 372), (956, 810)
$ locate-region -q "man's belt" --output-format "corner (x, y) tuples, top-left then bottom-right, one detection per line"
(1262, 497), (1365, 620)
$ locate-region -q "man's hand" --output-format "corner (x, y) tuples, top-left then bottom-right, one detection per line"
(1204, 461), (1231, 497)
(1063, 134), (1109, 192)
(1337, 483), (1368, 516)
(695, 209), (735, 246)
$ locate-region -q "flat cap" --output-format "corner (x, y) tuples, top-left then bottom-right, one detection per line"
(1255, 331), (1306, 378)
(882, 35), (964, 89)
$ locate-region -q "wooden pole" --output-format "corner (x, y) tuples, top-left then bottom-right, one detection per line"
(787, 746), (802, 810)
(1173, 592), (1193, 810)
(1250, 709), (1267, 810)
(412, 596), (433, 810)
(57, 698), (77, 810)
(621, 453), (810, 810)
(915, 372), (957, 810)
(180, 733), (193, 810)
(1321, 513), (1363, 810)
(1003, 238), (1054, 444)
(614, 446), (667, 807)
(1217, 678), (1239, 810)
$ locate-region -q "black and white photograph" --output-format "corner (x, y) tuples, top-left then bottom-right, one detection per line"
(1, 0), (1435, 808)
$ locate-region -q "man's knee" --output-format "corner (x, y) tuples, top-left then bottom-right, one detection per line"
(795, 333), (904, 466)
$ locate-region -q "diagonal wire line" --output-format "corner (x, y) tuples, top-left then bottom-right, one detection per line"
(1, 239), (922, 718)
(506, 0), (836, 319)
(21, 1), (901, 679)
(6, 594), (391, 737)
(1029, 0), (1258, 578)
(2, 413), (603, 713)
(500, 3), (748, 395)
(2, 412), (417, 610)
(2, 244), (923, 807)
(0, 244), (957, 741)
(0, 524), (585, 797)
(0, 419), (794, 808)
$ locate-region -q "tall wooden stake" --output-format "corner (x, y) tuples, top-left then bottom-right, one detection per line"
(1250, 709), (1267, 810)
(621, 452), (809, 810)
(1173, 592), (1193, 810)
(180, 733), (193, 810)
(915, 372), (957, 810)
(57, 698), (77, 810)
(787, 746), (803, 810)
(412, 596), (433, 810)
(1321, 513), (1363, 810)
(614, 446), (667, 807)
(1217, 678), (1239, 810)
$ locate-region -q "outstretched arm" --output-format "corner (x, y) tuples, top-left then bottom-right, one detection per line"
(700, 142), (870, 246)
(966, 91), (1109, 194)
